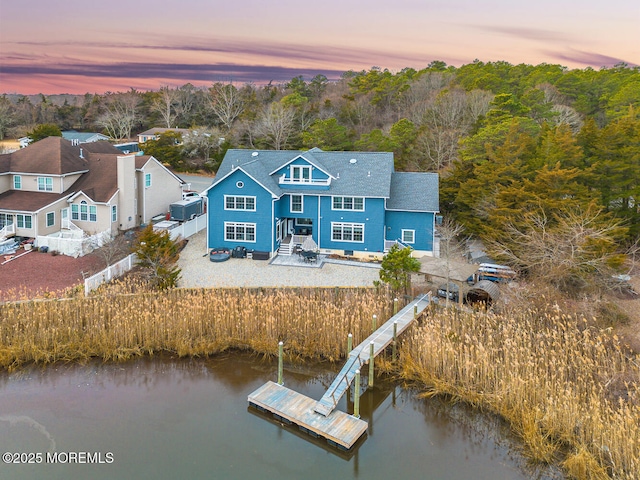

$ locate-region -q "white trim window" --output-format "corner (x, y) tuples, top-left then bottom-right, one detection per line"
(111, 205), (117, 222)
(13, 175), (22, 189)
(71, 200), (97, 222)
(402, 229), (415, 244)
(37, 177), (53, 191)
(331, 222), (364, 242)
(144, 173), (152, 188)
(224, 222), (256, 242)
(0, 213), (13, 228)
(332, 196), (364, 211)
(16, 214), (32, 229)
(224, 195), (256, 211)
(46, 211), (55, 227)
(290, 194), (303, 213)
(291, 165), (311, 183)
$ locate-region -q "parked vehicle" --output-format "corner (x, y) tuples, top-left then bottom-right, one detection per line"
(476, 263), (516, 283)
(182, 190), (200, 200)
(437, 282), (460, 302)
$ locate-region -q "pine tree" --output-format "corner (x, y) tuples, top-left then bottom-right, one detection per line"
(378, 244), (421, 294)
(133, 224), (182, 290)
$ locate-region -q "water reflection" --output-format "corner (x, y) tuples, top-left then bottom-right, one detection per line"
(0, 354), (563, 480)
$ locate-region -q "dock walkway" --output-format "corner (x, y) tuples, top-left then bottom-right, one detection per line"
(247, 294), (431, 450)
(314, 294), (431, 416)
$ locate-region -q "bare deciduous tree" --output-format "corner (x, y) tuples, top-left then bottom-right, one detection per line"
(208, 83), (244, 131)
(488, 206), (628, 294)
(465, 89), (494, 123)
(96, 234), (130, 268)
(437, 217), (469, 305)
(414, 127), (460, 171)
(551, 104), (583, 132)
(182, 126), (222, 163)
(151, 86), (179, 128)
(96, 91), (141, 140)
(254, 102), (296, 150)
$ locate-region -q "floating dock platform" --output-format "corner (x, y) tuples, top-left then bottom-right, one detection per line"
(248, 294), (431, 450)
(248, 381), (368, 450)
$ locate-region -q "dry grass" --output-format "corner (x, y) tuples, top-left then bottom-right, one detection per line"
(401, 304), (640, 479)
(2, 279), (638, 477)
(0, 283), (395, 369)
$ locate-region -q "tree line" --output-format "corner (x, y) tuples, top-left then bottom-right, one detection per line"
(2, 60), (638, 292)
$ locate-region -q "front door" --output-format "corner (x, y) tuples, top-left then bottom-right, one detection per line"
(61, 207), (69, 228)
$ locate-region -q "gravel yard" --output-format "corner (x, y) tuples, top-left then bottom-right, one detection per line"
(0, 247), (105, 300)
(177, 230), (381, 288)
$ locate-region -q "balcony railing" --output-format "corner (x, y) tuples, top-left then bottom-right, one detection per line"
(278, 174), (330, 186)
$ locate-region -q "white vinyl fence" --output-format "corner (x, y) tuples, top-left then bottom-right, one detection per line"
(156, 213), (207, 240)
(37, 230), (111, 258)
(83, 215), (206, 295)
(84, 254), (136, 296)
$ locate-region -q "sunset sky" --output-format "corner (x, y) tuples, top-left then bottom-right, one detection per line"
(1, 0), (638, 95)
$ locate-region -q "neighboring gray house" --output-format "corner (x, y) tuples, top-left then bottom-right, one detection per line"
(62, 130), (111, 145)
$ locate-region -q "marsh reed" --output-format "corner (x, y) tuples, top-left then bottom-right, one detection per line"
(401, 305), (640, 479)
(0, 285), (395, 369)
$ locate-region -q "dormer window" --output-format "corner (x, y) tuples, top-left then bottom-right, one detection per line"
(13, 175), (21, 189)
(291, 165), (311, 183)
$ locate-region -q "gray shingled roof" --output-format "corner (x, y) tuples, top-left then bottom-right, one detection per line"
(214, 149), (395, 198)
(387, 172), (439, 212)
(62, 131), (109, 143)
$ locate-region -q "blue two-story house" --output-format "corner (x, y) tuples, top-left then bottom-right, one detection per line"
(203, 148), (439, 259)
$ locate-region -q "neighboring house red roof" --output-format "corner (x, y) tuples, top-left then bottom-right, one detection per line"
(1, 136), (89, 175)
(0, 190), (69, 212)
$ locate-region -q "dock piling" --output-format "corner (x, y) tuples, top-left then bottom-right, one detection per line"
(278, 341), (284, 385)
(347, 333), (352, 353)
(368, 342), (374, 388)
(354, 370), (361, 418)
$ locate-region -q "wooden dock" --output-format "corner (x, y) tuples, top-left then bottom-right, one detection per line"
(248, 381), (368, 450)
(247, 294), (431, 450)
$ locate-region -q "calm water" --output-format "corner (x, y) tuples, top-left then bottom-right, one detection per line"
(0, 354), (562, 480)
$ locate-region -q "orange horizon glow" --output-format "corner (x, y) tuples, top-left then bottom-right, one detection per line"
(1, 0), (638, 95)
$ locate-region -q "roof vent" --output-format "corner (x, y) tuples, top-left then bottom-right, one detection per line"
(79, 148), (84, 159)
(349, 158), (357, 164)
(251, 152), (259, 157)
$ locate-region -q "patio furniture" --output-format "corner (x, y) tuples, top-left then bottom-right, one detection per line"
(231, 246), (247, 258)
(210, 247), (231, 262)
(301, 250), (318, 263)
(252, 251), (270, 260)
